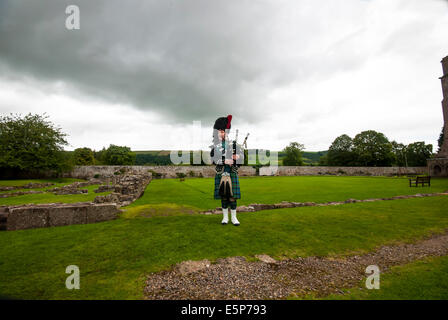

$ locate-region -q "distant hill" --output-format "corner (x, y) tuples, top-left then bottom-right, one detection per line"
(277, 150), (327, 166)
(134, 150), (172, 165)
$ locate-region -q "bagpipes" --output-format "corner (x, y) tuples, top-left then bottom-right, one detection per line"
(210, 129), (249, 167)
(217, 128), (249, 167)
(217, 129), (250, 198)
(232, 129), (250, 166)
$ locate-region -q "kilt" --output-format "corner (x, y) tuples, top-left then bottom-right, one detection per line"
(214, 171), (241, 199)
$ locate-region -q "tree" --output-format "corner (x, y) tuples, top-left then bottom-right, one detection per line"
(405, 142), (433, 166)
(73, 147), (95, 165)
(0, 113), (70, 177)
(326, 134), (356, 166)
(318, 154), (328, 166)
(282, 142), (304, 166)
(103, 144), (136, 165)
(93, 147), (106, 165)
(352, 130), (395, 166)
(391, 140), (407, 167)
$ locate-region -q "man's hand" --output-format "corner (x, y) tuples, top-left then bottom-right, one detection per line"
(224, 159), (233, 165)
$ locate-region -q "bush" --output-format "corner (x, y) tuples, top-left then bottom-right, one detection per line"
(103, 144), (136, 165)
(148, 170), (163, 179)
(73, 147), (95, 165)
(282, 142), (305, 166)
(252, 164), (263, 176)
(188, 170), (195, 177)
(176, 172), (187, 179)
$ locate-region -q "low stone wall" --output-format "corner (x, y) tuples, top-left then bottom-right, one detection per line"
(66, 165), (256, 179)
(0, 173), (153, 231)
(270, 166), (428, 176)
(66, 165), (427, 179)
(0, 202), (121, 231)
(200, 192), (448, 215)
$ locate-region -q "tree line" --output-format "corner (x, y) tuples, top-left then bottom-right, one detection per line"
(318, 130), (434, 167)
(0, 113), (441, 178)
(281, 129), (437, 167)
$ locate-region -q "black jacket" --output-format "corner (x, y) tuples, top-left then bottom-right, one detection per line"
(210, 139), (244, 169)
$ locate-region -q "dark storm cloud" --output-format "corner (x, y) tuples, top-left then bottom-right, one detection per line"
(0, 0), (371, 125)
(0, 0), (266, 123)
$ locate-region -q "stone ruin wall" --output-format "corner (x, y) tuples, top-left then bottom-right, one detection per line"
(93, 173), (152, 206)
(0, 203), (120, 231)
(0, 173), (152, 231)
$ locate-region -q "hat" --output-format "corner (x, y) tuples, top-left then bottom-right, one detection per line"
(213, 115), (232, 130)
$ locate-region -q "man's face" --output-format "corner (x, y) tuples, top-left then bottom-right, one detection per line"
(218, 130), (226, 140)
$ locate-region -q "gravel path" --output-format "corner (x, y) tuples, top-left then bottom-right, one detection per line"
(144, 231), (448, 299)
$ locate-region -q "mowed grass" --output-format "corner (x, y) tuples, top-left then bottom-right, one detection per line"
(0, 178), (81, 188)
(127, 176), (448, 212)
(1, 195), (448, 299)
(0, 179), (112, 206)
(306, 255), (448, 300)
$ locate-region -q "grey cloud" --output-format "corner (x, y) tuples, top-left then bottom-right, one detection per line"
(0, 0), (378, 125)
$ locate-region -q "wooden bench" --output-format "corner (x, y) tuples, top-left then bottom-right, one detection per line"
(408, 176), (431, 187)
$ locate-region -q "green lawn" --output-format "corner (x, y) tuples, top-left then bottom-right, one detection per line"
(0, 178), (81, 188)
(128, 176), (448, 212)
(1, 194), (448, 299)
(0, 178), (111, 206)
(311, 255), (448, 300)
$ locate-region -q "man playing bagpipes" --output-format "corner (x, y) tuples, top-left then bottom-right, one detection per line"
(210, 115), (245, 226)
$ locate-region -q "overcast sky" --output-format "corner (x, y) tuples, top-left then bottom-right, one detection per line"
(1, 0), (448, 152)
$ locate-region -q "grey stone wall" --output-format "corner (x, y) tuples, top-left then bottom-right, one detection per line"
(65, 165), (256, 179)
(65, 165), (428, 179)
(1, 202), (120, 231)
(274, 166), (428, 176)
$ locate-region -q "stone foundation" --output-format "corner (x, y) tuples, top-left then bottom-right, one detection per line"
(200, 192), (448, 215)
(0, 173), (151, 231)
(93, 173), (152, 206)
(0, 202), (121, 231)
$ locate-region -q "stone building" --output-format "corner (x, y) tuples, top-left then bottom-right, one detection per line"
(428, 55), (448, 176)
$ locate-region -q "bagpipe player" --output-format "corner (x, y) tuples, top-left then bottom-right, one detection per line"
(210, 115), (245, 226)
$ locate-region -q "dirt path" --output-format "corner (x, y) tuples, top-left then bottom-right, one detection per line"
(144, 231), (448, 299)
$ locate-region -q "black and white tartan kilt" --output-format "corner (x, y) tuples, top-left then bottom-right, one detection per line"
(214, 172), (241, 200)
